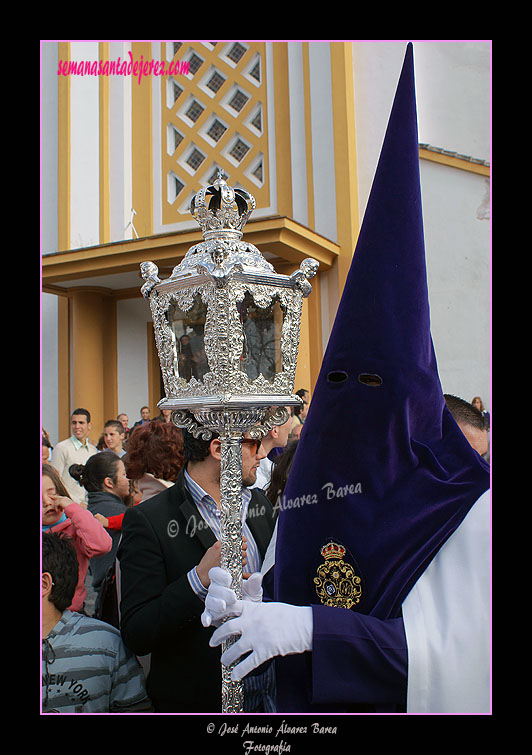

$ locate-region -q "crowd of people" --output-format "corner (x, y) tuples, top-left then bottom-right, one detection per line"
(41, 398), (309, 713)
(42, 388), (490, 714)
(42, 390), (489, 714)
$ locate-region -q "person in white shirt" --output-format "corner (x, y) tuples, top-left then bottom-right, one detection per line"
(250, 407), (292, 491)
(50, 408), (98, 503)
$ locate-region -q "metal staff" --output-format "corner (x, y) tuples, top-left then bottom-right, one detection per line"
(219, 426), (246, 711)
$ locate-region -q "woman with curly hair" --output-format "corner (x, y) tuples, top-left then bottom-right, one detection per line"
(125, 420), (185, 502)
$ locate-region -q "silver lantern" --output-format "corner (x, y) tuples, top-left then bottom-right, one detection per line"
(140, 171), (318, 712)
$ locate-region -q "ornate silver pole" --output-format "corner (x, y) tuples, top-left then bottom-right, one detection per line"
(193, 407), (267, 712)
(219, 427), (245, 711)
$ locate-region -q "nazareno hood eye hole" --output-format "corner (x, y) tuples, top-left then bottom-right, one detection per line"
(358, 373), (383, 387)
(327, 370), (348, 384)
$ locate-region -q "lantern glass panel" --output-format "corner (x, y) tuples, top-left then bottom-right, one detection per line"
(238, 292), (284, 382)
(167, 295), (209, 382)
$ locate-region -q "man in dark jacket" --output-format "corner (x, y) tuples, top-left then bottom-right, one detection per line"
(117, 426), (276, 712)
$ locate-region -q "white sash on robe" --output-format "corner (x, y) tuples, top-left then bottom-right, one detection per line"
(402, 489), (491, 713)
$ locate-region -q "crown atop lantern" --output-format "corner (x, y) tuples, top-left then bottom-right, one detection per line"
(190, 170), (255, 240)
(146, 172), (278, 285)
(140, 171), (319, 297)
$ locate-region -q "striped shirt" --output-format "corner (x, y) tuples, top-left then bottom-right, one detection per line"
(42, 610), (148, 713)
(184, 468), (262, 599)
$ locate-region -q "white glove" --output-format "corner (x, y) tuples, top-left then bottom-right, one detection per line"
(201, 567), (263, 628)
(209, 601), (313, 680)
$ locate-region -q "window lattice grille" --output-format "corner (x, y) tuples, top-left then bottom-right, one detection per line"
(252, 161), (263, 182)
(227, 42), (247, 64)
(189, 53), (204, 75)
(251, 108), (262, 132)
(174, 130), (184, 151)
(206, 70), (226, 94)
(228, 89), (249, 113)
(207, 119), (227, 142)
(249, 60), (260, 82)
(185, 100), (205, 123)
(229, 138), (250, 162)
(186, 148), (206, 171)
(163, 42), (267, 221)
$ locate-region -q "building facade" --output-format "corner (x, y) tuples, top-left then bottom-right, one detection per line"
(41, 40), (490, 446)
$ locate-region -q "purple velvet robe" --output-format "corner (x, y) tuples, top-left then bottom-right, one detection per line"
(271, 43), (489, 712)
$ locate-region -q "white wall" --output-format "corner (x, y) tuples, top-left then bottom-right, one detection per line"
(421, 160), (490, 406)
(287, 42), (308, 228)
(69, 42), (100, 249)
(117, 298), (153, 423)
(41, 293), (59, 445)
(109, 41), (134, 243)
(352, 40), (491, 215)
(352, 40), (491, 410)
(308, 42), (337, 243)
(41, 43), (58, 255)
(413, 40), (490, 160)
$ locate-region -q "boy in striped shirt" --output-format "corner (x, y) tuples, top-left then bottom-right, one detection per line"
(42, 532), (150, 713)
